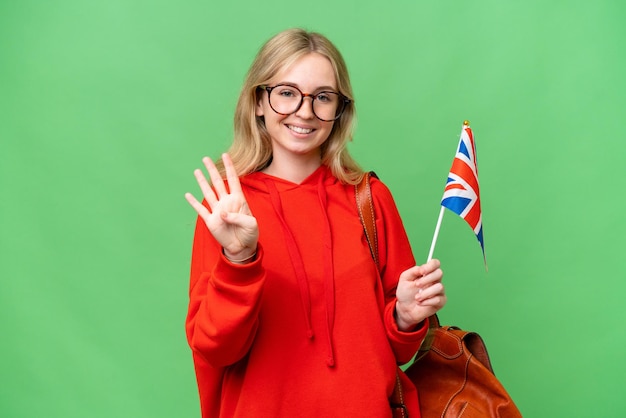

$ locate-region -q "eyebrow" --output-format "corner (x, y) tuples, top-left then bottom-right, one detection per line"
(278, 82), (338, 92)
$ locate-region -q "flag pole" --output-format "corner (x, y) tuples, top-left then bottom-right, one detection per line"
(427, 206), (445, 262)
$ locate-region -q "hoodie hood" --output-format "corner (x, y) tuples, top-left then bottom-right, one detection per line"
(240, 164), (339, 193)
(241, 165), (339, 367)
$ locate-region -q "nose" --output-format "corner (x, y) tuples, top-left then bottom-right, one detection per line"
(295, 95), (315, 119)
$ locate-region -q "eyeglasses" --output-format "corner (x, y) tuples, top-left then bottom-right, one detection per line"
(260, 84), (351, 122)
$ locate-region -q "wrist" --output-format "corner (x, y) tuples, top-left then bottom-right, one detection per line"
(394, 302), (419, 332)
(223, 248), (257, 264)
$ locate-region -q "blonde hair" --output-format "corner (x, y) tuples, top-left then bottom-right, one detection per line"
(217, 28), (364, 184)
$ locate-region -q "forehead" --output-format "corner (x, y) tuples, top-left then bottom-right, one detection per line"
(271, 52), (337, 89)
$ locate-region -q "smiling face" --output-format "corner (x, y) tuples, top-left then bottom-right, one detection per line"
(256, 53), (337, 166)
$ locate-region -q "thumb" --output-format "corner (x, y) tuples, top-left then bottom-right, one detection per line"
(220, 211), (257, 230)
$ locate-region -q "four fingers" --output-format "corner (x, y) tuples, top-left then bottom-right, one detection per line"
(186, 153), (237, 214)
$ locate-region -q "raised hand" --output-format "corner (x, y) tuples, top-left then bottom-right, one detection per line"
(185, 153), (258, 261)
(395, 259), (446, 331)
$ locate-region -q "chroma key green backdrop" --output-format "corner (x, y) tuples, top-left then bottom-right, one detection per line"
(1, 1), (625, 417)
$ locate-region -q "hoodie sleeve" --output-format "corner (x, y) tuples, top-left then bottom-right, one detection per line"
(185, 211), (266, 368)
(370, 178), (429, 364)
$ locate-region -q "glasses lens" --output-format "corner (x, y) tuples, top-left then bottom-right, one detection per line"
(268, 85), (302, 115)
(312, 91), (342, 121)
(268, 85), (345, 121)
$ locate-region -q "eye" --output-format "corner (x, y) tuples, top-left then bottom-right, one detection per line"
(316, 92), (336, 103)
(276, 87), (299, 98)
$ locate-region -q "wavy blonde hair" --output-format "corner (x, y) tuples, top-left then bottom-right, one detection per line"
(217, 28), (364, 184)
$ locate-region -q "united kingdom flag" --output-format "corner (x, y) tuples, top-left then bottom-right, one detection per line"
(441, 122), (486, 263)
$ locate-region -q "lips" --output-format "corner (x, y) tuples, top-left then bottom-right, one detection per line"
(287, 124), (314, 134)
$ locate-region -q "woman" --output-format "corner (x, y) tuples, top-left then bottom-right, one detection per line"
(184, 28), (446, 418)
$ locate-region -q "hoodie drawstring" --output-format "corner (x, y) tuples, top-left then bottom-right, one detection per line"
(265, 179), (315, 340)
(316, 175), (336, 367)
(264, 176), (337, 367)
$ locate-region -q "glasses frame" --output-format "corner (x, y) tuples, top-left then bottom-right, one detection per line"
(260, 84), (352, 122)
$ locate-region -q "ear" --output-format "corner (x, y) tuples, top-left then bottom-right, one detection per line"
(255, 92), (265, 117)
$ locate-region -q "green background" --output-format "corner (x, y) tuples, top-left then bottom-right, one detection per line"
(2, 0), (625, 417)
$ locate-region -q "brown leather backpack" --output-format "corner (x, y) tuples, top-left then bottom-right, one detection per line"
(405, 314), (523, 417)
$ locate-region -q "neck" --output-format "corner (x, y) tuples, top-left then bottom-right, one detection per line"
(263, 152), (323, 184)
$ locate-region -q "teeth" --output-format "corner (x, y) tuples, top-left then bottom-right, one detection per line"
(288, 125), (313, 134)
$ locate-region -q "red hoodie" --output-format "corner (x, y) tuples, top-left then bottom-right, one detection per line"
(186, 165), (428, 417)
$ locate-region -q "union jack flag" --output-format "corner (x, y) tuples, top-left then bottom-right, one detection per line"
(441, 122), (486, 262)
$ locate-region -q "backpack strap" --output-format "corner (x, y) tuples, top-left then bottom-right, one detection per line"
(356, 171), (379, 269)
(355, 172), (407, 418)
